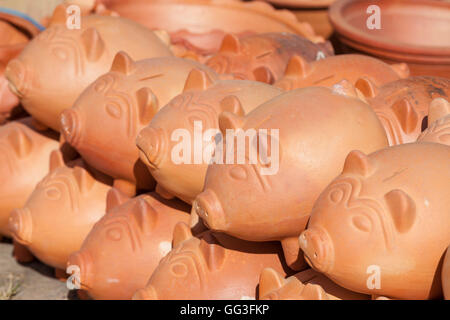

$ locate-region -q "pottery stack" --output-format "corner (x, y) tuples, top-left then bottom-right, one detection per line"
(0, 0), (449, 300)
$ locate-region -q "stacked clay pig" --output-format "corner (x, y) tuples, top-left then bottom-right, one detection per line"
(133, 223), (290, 300)
(60, 52), (219, 195)
(205, 33), (334, 84)
(5, 10), (173, 131)
(67, 189), (191, 300)
(193, 83), (388, 270)
(136, 69), (283, 204)
(299, 143), (450, 299)
(9, 150), (112, 273)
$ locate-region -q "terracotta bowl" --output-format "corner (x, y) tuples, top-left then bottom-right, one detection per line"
(99, 0), (323, 54)
(329, 0), (450, 78)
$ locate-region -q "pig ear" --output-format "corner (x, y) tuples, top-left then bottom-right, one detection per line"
(220, 95), (245, 117)
(199, 236), (226, 271)
(384, 189), (416, 233)
(8, 127), (33, 158)
(183, 69), (214, 92)
(136, 87), (159, 125)
(219, 34), (240, 54)
(428, 98), (450, 125)
(110, 51), (136, 75)
(259, 268), (285, 298)
(81, 27), (105, 62)
(342, 150), (374, 177)
(132, 198), (157, 234)
(391, 98), (419, 134)
(106, 188), (130, 212)
(253, 66), (274, 84)
(284, 55), (311, 78)
(172, 222), (193, 247)
(73, 166), (95, 193)
(49, 149), (65, 172)
(218, 111), (245, 134)
(355, 77), (378, 99)
(390, 63), (410, 79)
(49, 4), (67, 25)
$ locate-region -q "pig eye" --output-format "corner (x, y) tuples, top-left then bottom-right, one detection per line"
(106, 103), (122, 119)
(352, 215), (372, 232)
(329, 188), (344, 203)
(230, 166), (248, 180)
(45, 187), (61, 200)
(106, 228), (122, 241)
(170, 262), (188, 277)
(52, 47), (68, 61)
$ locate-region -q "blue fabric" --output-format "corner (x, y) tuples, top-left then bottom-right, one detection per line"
(0, 7), (45, 31)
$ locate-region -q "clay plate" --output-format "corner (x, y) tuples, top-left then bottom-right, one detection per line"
(329, 0), (450, 77)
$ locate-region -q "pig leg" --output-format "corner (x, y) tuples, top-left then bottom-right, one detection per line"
(12, 240), (34, 263)
(113, 179), (137, 197)
(190, 206), (208, 235)
(281, 236), (308, 271)
(155, 183), (175, 200)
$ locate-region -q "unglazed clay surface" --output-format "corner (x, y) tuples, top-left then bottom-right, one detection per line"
(9, 151), (112, 270)
(443, 247), (450, 300)
(5, 14), (173, 131)
(193, 85), (388, 269)
(300, 143), (450, 299)
(0, 119), (59, 237)
(68, 189), (190, 300)
(137, 70), (282, 204)
(205, 33), (334, 84)
(132, 223), (289, 300)
(60, 53), (218, 192)
(417, 98), (450, 146)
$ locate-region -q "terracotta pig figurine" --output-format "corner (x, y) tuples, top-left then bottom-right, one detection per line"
(67, 189), (191, 300)
(193, 84), (388, 270)
(136, 69), (283, 204)
(274, 54), (409, 91)
(259, 268), (369, 300)
(60, 53), (219, 195)
(443, 247), (450, 300)
(133, 223), (290, 300)
(5, 13), (173, 131)
(417, 98), (450, 146)
(0, 119), (59, 237)
(299, 143), (450, 299)
(205, 33), (334, 84)
(9, 150), (112, 271)
(354, 76), (450, 145)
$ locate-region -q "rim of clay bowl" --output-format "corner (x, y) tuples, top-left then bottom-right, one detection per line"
(0, 8), (44, 36)
(329, 0), (450, 63)
(263, 0), (335, 9)
(99, 0), (325, 43)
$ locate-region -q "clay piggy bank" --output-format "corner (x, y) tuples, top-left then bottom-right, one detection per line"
(133, 223), (289, 300)
(60, 53), (218, 194)
(444, 247), (450, 300)
(275, 54), (409, 91)
(205, 33), (334, 84)
(0, 119), (59, 237)
(354, 76), (450, 145)
(136, 69), (283, 204)
(9, 150), (112, 270)
(68, 189), (191, 300)
(299, 143), (450, 299)
(193, 84), (388, 270)
(417, 98), (450, 146)
(5, 14), (173, 131)
(259, 268), (369, 300)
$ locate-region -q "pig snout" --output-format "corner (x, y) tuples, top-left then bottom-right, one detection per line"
(5, 59), (29, 98)
(67, 251), (93, 290)
(299, 227), (334, 274)
(60, 109), (82, 147)
(8, 208), (33, 245)
(194, 189), (226, 231)
(132, 285), (158, 300)
(136, 127), (165, 169)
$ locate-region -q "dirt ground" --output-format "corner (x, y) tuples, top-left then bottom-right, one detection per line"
(0, 238), (76, 300)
